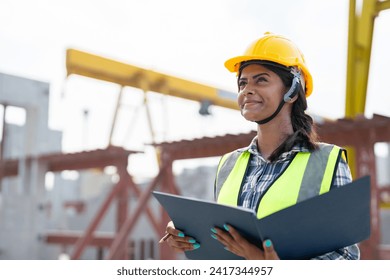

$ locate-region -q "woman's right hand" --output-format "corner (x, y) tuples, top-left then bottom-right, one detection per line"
(165, 221), (200, 252)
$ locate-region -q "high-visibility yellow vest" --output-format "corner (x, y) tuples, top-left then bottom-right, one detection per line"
(215, 143), (345, 219)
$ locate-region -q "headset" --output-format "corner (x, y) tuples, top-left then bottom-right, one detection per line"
(283, 69), (301, 102)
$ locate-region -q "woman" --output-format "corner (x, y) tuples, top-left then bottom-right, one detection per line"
(164, 32), (360, 260)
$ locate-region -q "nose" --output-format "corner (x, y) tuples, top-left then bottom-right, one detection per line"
(239, 85), (254, 96)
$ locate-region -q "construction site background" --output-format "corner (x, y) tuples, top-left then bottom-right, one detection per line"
(1, 0), (390, 260)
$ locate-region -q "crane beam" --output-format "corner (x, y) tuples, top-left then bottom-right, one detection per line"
(66, 48), (239, 110)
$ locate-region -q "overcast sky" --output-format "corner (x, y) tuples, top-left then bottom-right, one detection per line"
(1, 0), (390, 176)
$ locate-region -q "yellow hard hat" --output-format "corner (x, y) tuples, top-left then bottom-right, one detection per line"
(224, 32), (313, 97)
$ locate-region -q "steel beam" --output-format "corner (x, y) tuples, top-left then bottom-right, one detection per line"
(66, 49), (238, 110)
(44, 231), (114, 247)
(106, 164), (167, 259)
(70, 169), (126, 260)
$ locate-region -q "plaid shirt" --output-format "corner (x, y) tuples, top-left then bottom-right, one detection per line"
(237, 137), (360, 260)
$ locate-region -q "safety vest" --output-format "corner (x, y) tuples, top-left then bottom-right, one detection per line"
(215, 143), (345, 219)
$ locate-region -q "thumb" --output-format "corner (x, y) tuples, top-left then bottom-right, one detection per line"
(263, 239), (279, 260)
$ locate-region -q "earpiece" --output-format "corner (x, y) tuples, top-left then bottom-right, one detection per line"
(283, 74), (301, 102)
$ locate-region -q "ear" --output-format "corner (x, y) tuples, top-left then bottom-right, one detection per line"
(286, 93), (298, 104)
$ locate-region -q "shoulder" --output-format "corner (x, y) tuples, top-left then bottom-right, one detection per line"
(316, 142), (348, 161)
(219, 148), (249, 163)
(317, 142), (342, 150)
(314, 143), (352, 187)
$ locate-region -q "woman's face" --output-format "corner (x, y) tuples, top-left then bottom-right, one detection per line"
(237, 64), (287, 122)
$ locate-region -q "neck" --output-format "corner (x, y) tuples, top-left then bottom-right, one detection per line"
(256, 116), (294, 160)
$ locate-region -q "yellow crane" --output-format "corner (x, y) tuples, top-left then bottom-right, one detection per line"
(345, 0), (390, 177)
(65, 48), (239, 146)
(346, 0), (390, 117)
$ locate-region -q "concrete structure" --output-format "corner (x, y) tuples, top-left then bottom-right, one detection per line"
(0, 72), (62, 259)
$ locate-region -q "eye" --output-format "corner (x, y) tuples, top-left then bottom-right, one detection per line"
(256, 77), (267, 83)
(238, 80), (247, 89)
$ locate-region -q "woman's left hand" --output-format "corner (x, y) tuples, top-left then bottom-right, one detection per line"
(211, 224), (279, 260)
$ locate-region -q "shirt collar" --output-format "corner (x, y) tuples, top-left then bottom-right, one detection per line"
(238, 136), (311, 160)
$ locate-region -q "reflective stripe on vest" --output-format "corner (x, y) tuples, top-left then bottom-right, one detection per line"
(216, 144), (343, 219)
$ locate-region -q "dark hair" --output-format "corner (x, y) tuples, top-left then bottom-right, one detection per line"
(249, 62), (319, 161)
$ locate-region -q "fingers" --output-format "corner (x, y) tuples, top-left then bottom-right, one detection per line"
(165, 221), (184, 237)
(263, 239), (280, 260)
(162, 221), (200, 252)
(212, 224), (246, 245)
(166, 235), (200, 252)
(223, 224), (246, 243)
(211, 225), (277, 260)
(211, 225), (231, 249)
(211, 225), (232, 243)
(211, 224), (246, 257)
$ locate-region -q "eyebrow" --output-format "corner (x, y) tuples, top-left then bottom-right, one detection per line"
(239, 72), (270, 80)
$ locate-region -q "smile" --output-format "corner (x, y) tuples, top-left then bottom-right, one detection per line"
(242, 101), (262, 108)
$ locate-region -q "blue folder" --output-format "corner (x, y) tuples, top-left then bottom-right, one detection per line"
(153, 176), (371, 260)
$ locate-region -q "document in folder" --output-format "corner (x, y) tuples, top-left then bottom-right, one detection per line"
(153, 176), (371, 260)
